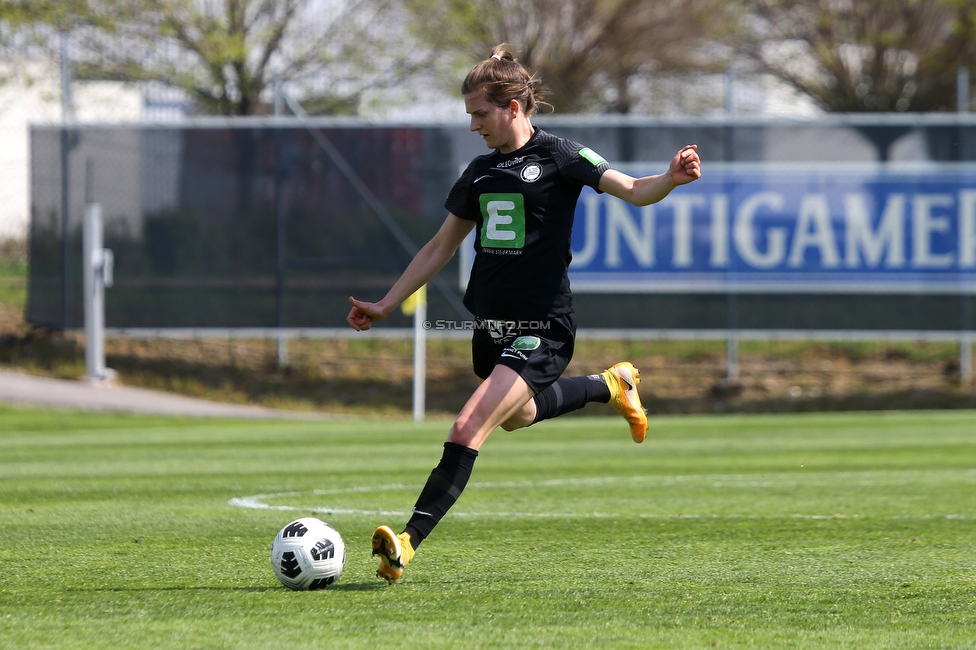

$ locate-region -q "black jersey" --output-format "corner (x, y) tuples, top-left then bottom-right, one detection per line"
(445, 129), (611, 320)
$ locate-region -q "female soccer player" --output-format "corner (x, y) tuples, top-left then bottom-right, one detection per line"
(347, 44), (701, 583)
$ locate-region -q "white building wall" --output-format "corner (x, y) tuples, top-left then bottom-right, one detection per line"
(0, 60), (142, 241)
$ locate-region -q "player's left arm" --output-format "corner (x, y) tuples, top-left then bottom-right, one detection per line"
(598, 144), (701, 207)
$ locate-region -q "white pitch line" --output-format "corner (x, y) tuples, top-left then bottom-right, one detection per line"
(228, 474), (974, 520)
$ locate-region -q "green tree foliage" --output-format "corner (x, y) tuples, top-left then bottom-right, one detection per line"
(748, 0), (976, 112)
(403, 0), (743, 114)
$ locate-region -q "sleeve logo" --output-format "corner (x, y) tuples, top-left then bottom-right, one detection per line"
(578, 147), (607, 166)
(480, 193), (526, 249)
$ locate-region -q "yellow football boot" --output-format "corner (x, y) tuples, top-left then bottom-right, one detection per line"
(372, 525), (415, 584)
(602, 361), (648, 443)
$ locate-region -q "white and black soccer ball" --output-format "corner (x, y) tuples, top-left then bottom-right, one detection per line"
(270, 517), (346, 590)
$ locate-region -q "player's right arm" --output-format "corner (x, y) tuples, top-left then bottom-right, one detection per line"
(599, 144), (701, 206)
(347, 213), (475, 331)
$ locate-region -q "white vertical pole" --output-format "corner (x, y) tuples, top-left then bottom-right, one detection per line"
(83, 203), (114, 382)
(412, 286), (427, 423)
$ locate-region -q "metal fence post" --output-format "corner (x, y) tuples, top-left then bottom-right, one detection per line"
(727, 334), (739, 381)
(412, 286), (427, 423)
(724, 74), (739, 382)
(962, 334), (973, 384)
(272, 73), (289, 367)
(60, 32), (73, 332)
(83, 203), (115, 382)
(959, 67), (970, 113)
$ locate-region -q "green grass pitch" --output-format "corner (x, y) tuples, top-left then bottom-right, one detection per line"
(1, 405), (975, 649)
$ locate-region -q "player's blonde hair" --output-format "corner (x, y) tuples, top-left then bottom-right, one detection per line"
(461, 44), (548, 116)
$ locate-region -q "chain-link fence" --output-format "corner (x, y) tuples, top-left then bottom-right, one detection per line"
(27, 114), (976, 336)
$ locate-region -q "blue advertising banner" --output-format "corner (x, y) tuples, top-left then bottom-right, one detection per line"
(462, 164), (976, 294)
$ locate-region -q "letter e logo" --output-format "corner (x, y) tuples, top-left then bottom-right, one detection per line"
(480, 193), (526, 249)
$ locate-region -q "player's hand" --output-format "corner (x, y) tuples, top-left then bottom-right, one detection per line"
(669, 144), (701, 187)
(346, 296), (387, 331)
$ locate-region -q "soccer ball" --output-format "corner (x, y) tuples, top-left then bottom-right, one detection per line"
(270, 517), (346, 590)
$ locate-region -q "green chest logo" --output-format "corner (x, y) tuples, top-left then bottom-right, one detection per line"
(479, 193), (525, 249)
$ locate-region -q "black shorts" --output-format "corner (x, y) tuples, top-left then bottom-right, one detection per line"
(471, 312), (577, 395)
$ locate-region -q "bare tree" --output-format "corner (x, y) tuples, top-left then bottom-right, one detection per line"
(748, 0), (976, 113)
(403, 0), (743, 114)
(0, 0), (103, 31)
(1, 0), (422, 116)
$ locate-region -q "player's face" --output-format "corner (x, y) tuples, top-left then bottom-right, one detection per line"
(464, 89), (516, 152)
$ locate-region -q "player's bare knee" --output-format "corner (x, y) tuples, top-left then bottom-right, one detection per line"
(447, 413), (481, 446)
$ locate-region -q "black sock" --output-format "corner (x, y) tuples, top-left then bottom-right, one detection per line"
(531, 374), (611, 424)
(403, 441), (479, 549)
